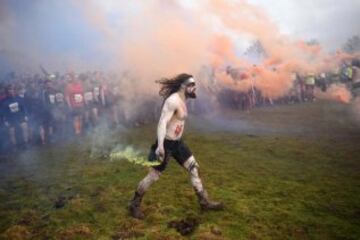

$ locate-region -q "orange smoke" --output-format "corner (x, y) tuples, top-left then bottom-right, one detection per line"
(210, 35), (238, 68)
(205, 0), (341, 98)
(77, 0), (359, 104)
(315, 84), (352, 104)
(296, 41), (323, 56)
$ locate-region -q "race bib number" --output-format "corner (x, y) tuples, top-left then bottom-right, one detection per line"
(9, 102), (19, 113)
(94, 87), (100, 97)
(55, 93), (64, 103)
(74, 94), (83, 103)
(49, 94), (56, 104)
(84, 92), (93, 102)
(306, 77), (315, 85)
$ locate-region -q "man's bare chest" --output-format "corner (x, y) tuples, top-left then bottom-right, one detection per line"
(174, 102), (188, 120)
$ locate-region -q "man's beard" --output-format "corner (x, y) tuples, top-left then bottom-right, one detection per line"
(186, 91), (197, 99)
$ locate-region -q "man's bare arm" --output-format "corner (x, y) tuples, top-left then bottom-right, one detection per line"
(156, 97), (177, 157)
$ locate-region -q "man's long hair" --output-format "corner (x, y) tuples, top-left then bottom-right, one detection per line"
(156, 73), (193, 100)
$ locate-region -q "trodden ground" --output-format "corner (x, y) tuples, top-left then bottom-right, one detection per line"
(1, 101), (360, 239)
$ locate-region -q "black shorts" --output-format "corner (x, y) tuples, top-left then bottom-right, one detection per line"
(85, 102), (99, 110)
(148, 139), (192, 172)
(71, 107), (84, 117)
(42, 110), (54, 127)
(5, 118), (26, 127)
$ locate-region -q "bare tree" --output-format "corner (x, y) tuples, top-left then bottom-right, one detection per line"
(343, 35), (360, 54)
(244, 40), (267, 58)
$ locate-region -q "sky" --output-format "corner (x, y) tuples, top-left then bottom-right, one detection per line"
(248, 0), (360, 50)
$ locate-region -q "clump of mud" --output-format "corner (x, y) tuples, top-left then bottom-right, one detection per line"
(168, 217), (200, 236)
(54, 196), (67, 209)
(53, 189), (78, 209)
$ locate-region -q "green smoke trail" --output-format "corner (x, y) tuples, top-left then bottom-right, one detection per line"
(110, 146), (161, 167)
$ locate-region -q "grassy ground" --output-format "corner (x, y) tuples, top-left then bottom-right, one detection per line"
(0, 101), (360, 239)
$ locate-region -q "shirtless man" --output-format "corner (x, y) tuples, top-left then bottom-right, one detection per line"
(129, 73), (223, 219)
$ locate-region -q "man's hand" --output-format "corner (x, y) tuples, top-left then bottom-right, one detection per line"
(4, 121), (10, 127)
(155, 145), (165, 161)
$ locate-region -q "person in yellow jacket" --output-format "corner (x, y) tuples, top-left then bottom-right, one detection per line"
(344, 65), (353, 81)
(305, 73), (315, 101)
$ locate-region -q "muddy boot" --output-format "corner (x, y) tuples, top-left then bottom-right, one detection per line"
(129, 191), (145, 219)
(196, 190), (224, 211)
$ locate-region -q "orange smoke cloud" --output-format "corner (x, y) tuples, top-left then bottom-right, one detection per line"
(315, 84), (352, 104)
(205, 0), (339, 98)
(78, 0), (358, 103)
(81, 1), (211, 89)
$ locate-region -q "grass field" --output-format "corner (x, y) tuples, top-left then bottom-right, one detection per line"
(0, 101), (360, 239)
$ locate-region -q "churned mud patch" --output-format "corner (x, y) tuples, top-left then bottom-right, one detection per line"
(1, 102), (360, 239)
(167, 217), (200, 236)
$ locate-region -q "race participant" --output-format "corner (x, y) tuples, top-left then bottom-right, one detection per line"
(65, 73), (84, 136)
(26, 79), (50, 145)
(1, 84), (29, 150)
(53, 78), (68, 141)
(129, 73), (224, 219)
(305, 73), (316, 101)
(0, 85), (7, 153)
(82, 74), (98, 129)
(42, 80), (57, 144)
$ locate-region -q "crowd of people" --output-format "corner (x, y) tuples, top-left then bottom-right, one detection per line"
(218, 59), (360, 111)
(0, 59), (359, 155)
(0, 71), (126, 154)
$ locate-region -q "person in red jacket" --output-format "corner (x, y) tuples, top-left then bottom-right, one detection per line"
(65, 73), (84, 136)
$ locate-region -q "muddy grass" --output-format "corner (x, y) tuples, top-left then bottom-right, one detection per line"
(0, 101), (360, 239)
